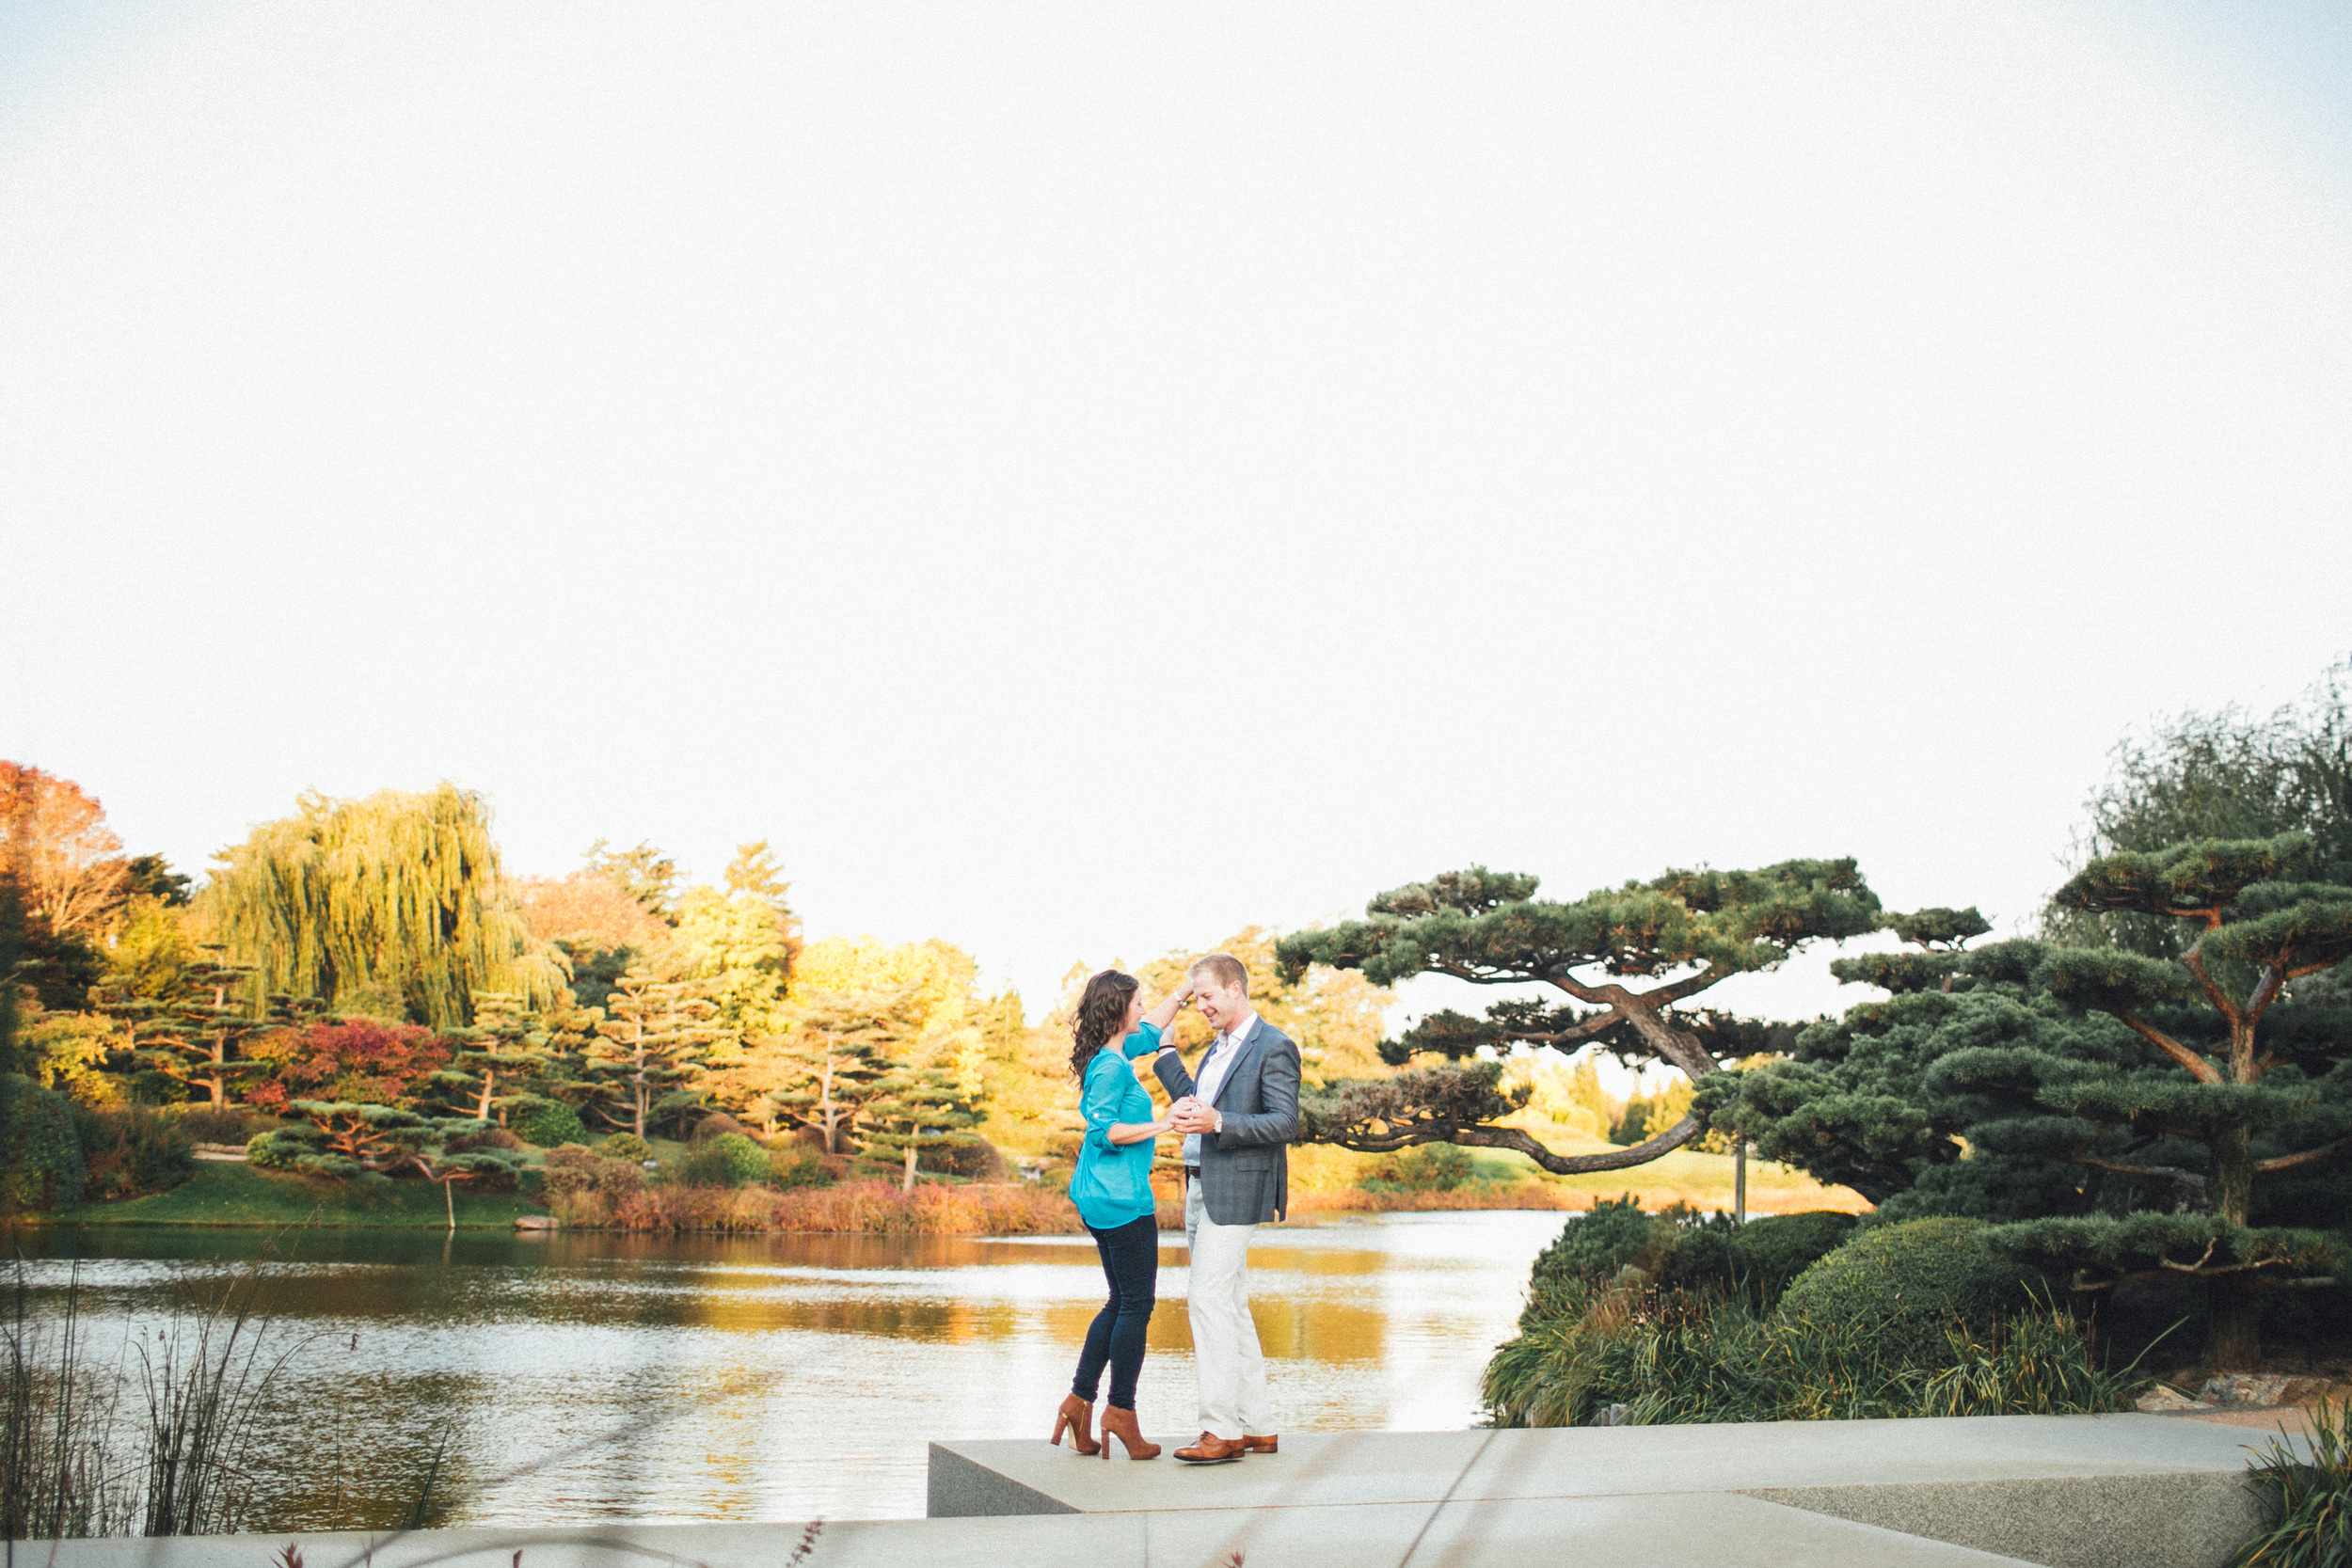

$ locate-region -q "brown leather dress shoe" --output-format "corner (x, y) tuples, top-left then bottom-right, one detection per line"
(1174, 1432), (1248, 1464)
(1241, 1434), (1278, 1453)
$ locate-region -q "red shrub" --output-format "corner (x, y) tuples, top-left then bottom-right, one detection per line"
(246, 1020), (453, 1111)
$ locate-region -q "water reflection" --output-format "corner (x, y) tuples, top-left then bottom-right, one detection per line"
(6, 1211), (1562, 1527)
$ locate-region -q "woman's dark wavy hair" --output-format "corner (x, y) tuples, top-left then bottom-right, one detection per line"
(1070, 970), (1141, 1079)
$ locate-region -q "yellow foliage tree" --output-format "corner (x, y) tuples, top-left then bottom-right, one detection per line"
(1134, 927), (1393, 1086)
(1504, 1053), (1615, 1140)
(791, 935), (989, 1101)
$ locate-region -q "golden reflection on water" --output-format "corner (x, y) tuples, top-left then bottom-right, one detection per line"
(4, 1212), (1565, 1527)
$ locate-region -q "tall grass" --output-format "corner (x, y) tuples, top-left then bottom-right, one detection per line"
(0, 1265), (130, 1537)
(547, 1166), (1091, 1235)
(2233, 1398), (2352, 1567)
(1483, 1276), (2132, 1428)
(0, 1257), (305, 1538)
(132, 1261), (304, 1534)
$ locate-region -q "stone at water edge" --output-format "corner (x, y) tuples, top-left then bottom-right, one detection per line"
(514, 1215), (560, 1230)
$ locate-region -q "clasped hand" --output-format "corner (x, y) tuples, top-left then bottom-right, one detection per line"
(1168, 1095), (1219, 1135)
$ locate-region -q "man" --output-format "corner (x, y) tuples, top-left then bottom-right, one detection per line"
(1153, 952), (1300, 1464)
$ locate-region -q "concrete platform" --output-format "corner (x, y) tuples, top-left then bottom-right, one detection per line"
(4, 1414), (2299, 1568)
(2, 1501), (2035, 1568)
(929, 1416), (2297, 1568)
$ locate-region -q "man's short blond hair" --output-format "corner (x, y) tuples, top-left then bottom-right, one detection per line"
(1188, 953), (1248, 992)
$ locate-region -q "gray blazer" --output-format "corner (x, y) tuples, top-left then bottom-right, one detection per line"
(1155, 1016), (1301, 1226)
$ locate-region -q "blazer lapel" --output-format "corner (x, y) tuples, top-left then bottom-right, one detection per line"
(1209, 1017), (1263, 1111)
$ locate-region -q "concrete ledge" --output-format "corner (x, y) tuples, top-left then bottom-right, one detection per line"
(929, 1418), (2290, 1568)
(5, 1497), (2037, 1568)
(1742, 1472), (2265, 1568)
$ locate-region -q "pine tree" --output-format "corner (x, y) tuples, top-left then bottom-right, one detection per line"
(1715, 840), (2352, 1368)
(2002, 834), (2352, 1366)
(775, 987), (918, 1154)
(583, 970), (718, 1138)
(250, 1103), (523, 1226)
(103, 946), (301, 1107)
(427, 990), (558, 1123)
(1276, 862), (1882, 1171)
(864, 1057), (980, 1193)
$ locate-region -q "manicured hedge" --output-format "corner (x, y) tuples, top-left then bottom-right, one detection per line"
(1775, 1216), (2037, 1361)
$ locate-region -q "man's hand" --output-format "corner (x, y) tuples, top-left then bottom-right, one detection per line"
(1169, 1097), (1222, 1135)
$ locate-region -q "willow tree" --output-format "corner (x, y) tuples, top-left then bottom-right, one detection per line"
(201, 784), (562, 1030)
(1275, 862), (1883, 1171)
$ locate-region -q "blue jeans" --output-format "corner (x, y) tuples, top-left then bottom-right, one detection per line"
(1072, 1214), (1158, 1410)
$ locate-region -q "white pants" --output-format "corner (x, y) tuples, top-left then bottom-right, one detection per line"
(1184, 1176), (1273, 1440)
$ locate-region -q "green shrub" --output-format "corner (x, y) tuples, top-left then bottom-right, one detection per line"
(1775, 1217), (2038, 1362)
(923, 1138), (1009, 1180)
(600, 1132), (653, 1164)
(513, 1102), (588, 1148)
(1661, 1210), (1859, 1307)
(1532, 1196), (1661, 1285)
(174, 1106), (269, 1144)
(72, 1103), (195, 1200)
(1365, 1144), (1474, 1192)
(767, 1148), (833, 1189)
(0, 1076), (83, 1212)
(246, 1130), (300, 1170)
(1737, 1211), (1860, 1292)
(680, 1132), (768, 1188)
(1484, 1274), (2124, 1428)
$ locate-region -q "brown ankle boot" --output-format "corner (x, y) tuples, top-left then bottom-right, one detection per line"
(1051, 1393), (1100, 1454)
(1099, 1406), (1160, 1460)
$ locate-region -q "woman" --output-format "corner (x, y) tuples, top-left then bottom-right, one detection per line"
(1053, 969), (1190, 1461)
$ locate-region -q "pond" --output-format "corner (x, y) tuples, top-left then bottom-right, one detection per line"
(10, 1211), (1565, 1528)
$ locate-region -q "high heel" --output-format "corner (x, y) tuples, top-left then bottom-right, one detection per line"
(1051, 1394), (1100, 1455)
(1098, 1406), (1159, 1461)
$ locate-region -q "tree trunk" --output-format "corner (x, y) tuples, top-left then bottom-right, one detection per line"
(821, 1058), (836, 1154)
(2209, 1282), (2261, 1370)
(444, 1178), (456, 1232)
(2213, 1123), (2252, 1227)
(902, 1140), (917, 1195)
(476, 1070), (494, 1119)
(2209, 1122), (2259, 1367)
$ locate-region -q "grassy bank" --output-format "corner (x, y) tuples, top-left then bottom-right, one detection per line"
(61, 1162), (544, 1228)
(54, 1125), (1864, 1235)
(1279, 1129), (1867, 1217)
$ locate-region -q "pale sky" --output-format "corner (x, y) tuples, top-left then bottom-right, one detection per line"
(4, 4), (2349, 1066)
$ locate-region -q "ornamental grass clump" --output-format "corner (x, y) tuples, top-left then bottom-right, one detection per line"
(1485, 1275), (2128, 1428)
(2232, 1398), (2352, 1567)
(1486, 1203), (2126, 1428)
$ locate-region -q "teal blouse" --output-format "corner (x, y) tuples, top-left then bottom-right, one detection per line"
(1068, 1022), (1168, 1230)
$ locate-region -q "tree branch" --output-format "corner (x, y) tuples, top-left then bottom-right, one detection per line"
(2121, 1013), (2221, 1084)
(1442, 1113), (1707, 1174)
(2070, 1155), (2209, 1186)
(2243, 964), (2284, 1032)
(2256, 1135), (2352, 1174)
(2180, 942), (2242, 1032)
(1505, 1010), (1628, 1048)
(1647, 966), (1729, 1006)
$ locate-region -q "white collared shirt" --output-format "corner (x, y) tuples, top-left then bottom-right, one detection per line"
(1182, 1010), (1256, 1166)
